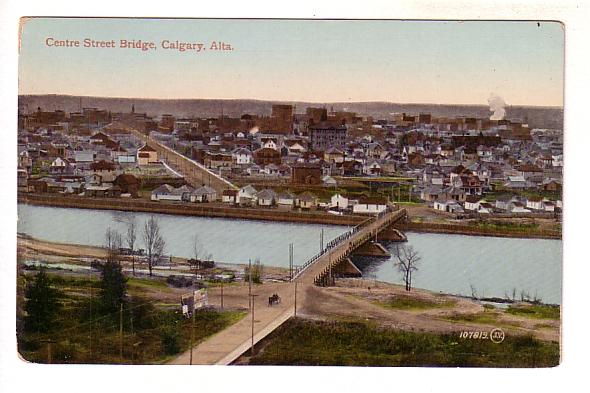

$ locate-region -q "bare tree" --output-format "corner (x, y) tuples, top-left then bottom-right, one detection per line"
(105, 227), (123, 264)
(153, 234), (165, 265)
(190, 234), (213, 274)
(245, 257), (264, 284)
(190, 234), (204, 273)
(392, 244), (421, 291)
(126, 218), (137, 276)
(142, 216), (166, 276)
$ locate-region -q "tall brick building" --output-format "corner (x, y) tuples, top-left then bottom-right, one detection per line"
(309, 121), (347, 150)
(306, 107), (328, 124)
(270, 104), (294, 134)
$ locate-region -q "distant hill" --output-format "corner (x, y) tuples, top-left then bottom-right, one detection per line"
(18, 94), (564, 130)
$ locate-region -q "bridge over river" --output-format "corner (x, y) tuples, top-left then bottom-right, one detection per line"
(169, 208), (408, 365)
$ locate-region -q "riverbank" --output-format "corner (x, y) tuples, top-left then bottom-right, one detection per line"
(17, 234), (291, 281)
(19, 193), (561, 239)
(17, 234), (560, 365)
(399, 204), (561, 239)
(298, 278), (560, 342)
(398, 221), (561, 240)
(18, 193), (366, 226)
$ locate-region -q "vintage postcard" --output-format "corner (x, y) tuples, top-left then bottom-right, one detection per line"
(16, 18), (563, 367)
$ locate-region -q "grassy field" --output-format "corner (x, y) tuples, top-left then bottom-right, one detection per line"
(245, 318), (559, 367)
(443, 311), (517, 327)
(506, 304), (560, 320)
(374, 294), (456, 310)
(17, 272), (245, 364)
(470, 221), (540, 231)
(484, 188), (561, 202)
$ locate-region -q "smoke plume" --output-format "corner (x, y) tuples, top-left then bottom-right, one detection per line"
(488, 94), (506, 121)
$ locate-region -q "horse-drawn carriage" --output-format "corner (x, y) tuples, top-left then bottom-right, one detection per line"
(268, 293), (281, 306)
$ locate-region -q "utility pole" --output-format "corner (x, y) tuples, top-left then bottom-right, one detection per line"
(130, 315), (134, 363)
(328, 250), (332, 287)
(320, 228), (324, 251)
(119, 303), (124, 363)
(47, 340), (55, 364)
(220, 281), (224, 309)
(251, 294), (254, 355)
(89, 285), (93, 362)
(40, 339), (55, 364)
(248, 259), (252, 310)
(250, 294), (258, 356)
(289, 243), (293, 280)
(132, 341), (142, 365)
(294, 282), (297, 317)
(189, 300), (195, 365)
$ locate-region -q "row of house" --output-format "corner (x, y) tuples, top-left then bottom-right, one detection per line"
(151, 184), (218, 202)
(432, 194), (562, 215)
(150, 183), (389, 215)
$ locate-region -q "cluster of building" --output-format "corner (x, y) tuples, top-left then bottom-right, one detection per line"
(150, 183), (388, 214)
(18, 102), (563, 217)
(432, 194), (561, 216)
(17, 106), (180, 197)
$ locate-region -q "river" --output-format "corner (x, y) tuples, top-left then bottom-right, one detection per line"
(17, 204), (347, 268)
(352, 232), (562, 305)
(17, 204), (562, 304)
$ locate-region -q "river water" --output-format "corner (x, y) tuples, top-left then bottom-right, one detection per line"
(17, 204), (562, 304)
(352, 232), (562, 305)
(17, 204), (346, 268)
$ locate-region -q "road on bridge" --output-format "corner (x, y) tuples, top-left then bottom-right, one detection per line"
(169, 209), (405, 365)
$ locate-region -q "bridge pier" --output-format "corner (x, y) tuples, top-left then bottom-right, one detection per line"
(352, 241), (391, 257)
(299, 209), (408, 287)
(313, 254), (363, 287)
(377, 226), (408, 242)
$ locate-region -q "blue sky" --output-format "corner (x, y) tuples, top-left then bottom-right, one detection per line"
(18, 18), (564, 106)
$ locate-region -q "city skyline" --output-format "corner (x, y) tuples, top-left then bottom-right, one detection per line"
(19, 18), (564, 107)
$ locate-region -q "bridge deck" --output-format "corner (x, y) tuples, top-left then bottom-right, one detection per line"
(295, 208), (407, 285)
(169, 210), (406, 365)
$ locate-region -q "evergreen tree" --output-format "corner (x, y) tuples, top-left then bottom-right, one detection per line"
(99, 260), (128, 314)
(24, 268), (62, 333)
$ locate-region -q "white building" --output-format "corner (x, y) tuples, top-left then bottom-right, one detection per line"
(277, 192), (295, 209)
(330, 194), (350, 210)
(352, 197), (387, 214)
(151, 184), (181, 201)
(232, 148), (252, 165)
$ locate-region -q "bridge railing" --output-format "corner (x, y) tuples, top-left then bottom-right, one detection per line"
(292, 208), (405, 281)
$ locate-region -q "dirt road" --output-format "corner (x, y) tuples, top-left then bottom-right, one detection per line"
(169, 281), (298, 365)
